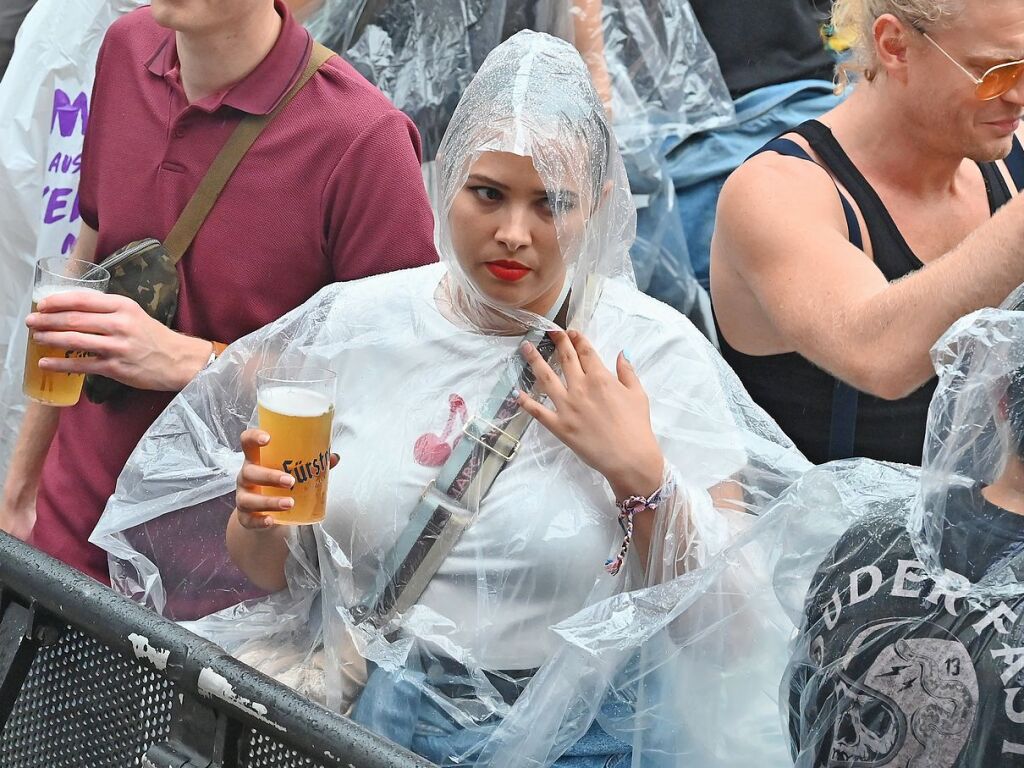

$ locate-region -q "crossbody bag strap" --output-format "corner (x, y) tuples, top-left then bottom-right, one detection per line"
(163, 42), (335, 263)
(352, 313), (568, 630)
(765, 125), (864, 461)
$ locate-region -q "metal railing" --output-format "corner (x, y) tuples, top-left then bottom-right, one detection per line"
(0, 531), (434, 768)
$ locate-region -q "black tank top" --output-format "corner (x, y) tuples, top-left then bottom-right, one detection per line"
(718, 120), (1024, 465)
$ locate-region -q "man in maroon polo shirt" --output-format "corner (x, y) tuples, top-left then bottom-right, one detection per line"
(0, 0), (437, 582)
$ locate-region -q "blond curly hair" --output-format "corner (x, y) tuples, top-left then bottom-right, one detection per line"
(831, 0), (965, 89)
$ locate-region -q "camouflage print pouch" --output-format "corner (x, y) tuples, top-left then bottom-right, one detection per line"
(83, 238), (179, 404)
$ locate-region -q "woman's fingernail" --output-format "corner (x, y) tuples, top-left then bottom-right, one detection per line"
(282, 498), (294, 509)
(282, 475), (295, 488)
(258, 434), (270, 445)
(512, 388), (521, 399)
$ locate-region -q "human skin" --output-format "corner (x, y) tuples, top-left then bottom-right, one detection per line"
(712, 1), (1024, 401)
(1, 0), (288, 541)
(228, 151), (664, 590)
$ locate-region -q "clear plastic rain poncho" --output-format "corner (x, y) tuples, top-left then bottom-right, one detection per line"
(541, 288), (1024, 766)
(303, 0), (732, 160)
(784, 291), (1024, 767)
(92, 31), (805, 766)
(303, 0), (733, 327)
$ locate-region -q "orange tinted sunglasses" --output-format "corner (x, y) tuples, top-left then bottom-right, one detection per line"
(922, 31), (1024, 101)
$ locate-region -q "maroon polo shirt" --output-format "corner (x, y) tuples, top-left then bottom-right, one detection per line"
(33, 2), (437, 582)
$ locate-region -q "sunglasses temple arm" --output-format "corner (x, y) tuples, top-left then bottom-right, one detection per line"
(922, 32), (983, 85)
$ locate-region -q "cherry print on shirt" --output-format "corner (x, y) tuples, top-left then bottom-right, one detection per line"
(414, 394), (468, 467)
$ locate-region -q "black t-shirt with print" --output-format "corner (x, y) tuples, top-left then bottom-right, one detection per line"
(788, 484), (1024, 767)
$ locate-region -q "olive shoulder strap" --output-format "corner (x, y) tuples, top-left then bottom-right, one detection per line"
(163, 42), (335, 263)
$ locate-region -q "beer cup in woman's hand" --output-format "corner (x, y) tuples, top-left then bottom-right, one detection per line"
(235, 428), (340, 530)
(237, 366), (338, 528)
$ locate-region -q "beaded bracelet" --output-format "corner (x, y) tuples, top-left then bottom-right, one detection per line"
(605, 485), (668, 576)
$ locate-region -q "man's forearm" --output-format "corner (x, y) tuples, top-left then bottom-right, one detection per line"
(571, 0), (612, 110)
(836, 195), (1024, 398)
(2, 402), (60, 507)
(167, 333), (216, 392)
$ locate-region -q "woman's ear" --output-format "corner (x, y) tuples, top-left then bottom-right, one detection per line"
(999, 393), (1011, 422)
(590, 179), (613, 214)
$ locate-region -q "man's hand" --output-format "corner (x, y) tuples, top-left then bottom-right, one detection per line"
(25, 291), (212, 392)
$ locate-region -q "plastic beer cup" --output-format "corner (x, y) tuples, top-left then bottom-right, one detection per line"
(256, 367), (336, 524)
(23, 256), (111, 407)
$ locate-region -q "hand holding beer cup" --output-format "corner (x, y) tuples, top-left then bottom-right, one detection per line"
(23, 256), (110, 406)
(235, 367), (338, 529)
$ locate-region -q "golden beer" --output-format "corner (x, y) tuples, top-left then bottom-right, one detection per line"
(23, 290), (94, 407)
(23, 257), (109, 407)
(257, 385), (334, 524)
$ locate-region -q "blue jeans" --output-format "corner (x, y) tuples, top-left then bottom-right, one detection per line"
(662, 79), (843, 289)
(352, 664), (632, 767)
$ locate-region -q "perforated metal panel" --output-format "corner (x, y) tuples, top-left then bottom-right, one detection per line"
(0, 532), (432, 768)
(0, 626), (392, 768)
(0, 626), (174, 768)
(240, 731), (329, 768)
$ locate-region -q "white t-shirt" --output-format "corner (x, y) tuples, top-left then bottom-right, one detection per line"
(306, 263), (745, 669)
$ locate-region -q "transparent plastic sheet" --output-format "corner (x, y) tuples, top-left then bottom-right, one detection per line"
(302, 0), (731, 326)
(302, 0), (732, 157)
(909, 287), (1024, 603)
(0, 0), (142, 477)
(304, 0), (515, 163)
(786, 297), (1024, 766)
(93, 32), (806, 766)
(503, 294), (1024, 766)
(597, 0), (733, 327)
(596, 0), (733, 141)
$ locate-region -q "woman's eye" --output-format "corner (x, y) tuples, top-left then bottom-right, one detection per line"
(542, 194), (577, 215)
(470, 186), (502, 203)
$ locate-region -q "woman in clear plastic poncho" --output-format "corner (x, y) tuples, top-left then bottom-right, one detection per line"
(92, 30), (806, 767)
(589, 288), (1024, 766)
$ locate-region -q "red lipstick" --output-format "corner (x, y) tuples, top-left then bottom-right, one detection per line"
(485, 260), (531, 282)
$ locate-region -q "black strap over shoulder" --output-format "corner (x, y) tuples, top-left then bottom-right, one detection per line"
(751, 134), (861, 461)
(1004, 135), (1024, 192)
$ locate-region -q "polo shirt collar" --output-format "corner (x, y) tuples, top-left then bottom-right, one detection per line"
(144, 0), (313, 116)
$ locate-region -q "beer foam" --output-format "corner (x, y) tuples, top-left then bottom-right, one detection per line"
(258, 386), (333, 417)
(32, 285), (103, 303)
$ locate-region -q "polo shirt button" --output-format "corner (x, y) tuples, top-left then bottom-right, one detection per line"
(173, 126), (186, 138)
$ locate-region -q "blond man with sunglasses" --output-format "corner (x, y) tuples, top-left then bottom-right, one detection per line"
(711, 0), (1024, 466)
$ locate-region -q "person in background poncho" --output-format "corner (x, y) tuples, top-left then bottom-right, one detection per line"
(92, 30), (807, 767)
(787, 286), (1024, 767)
